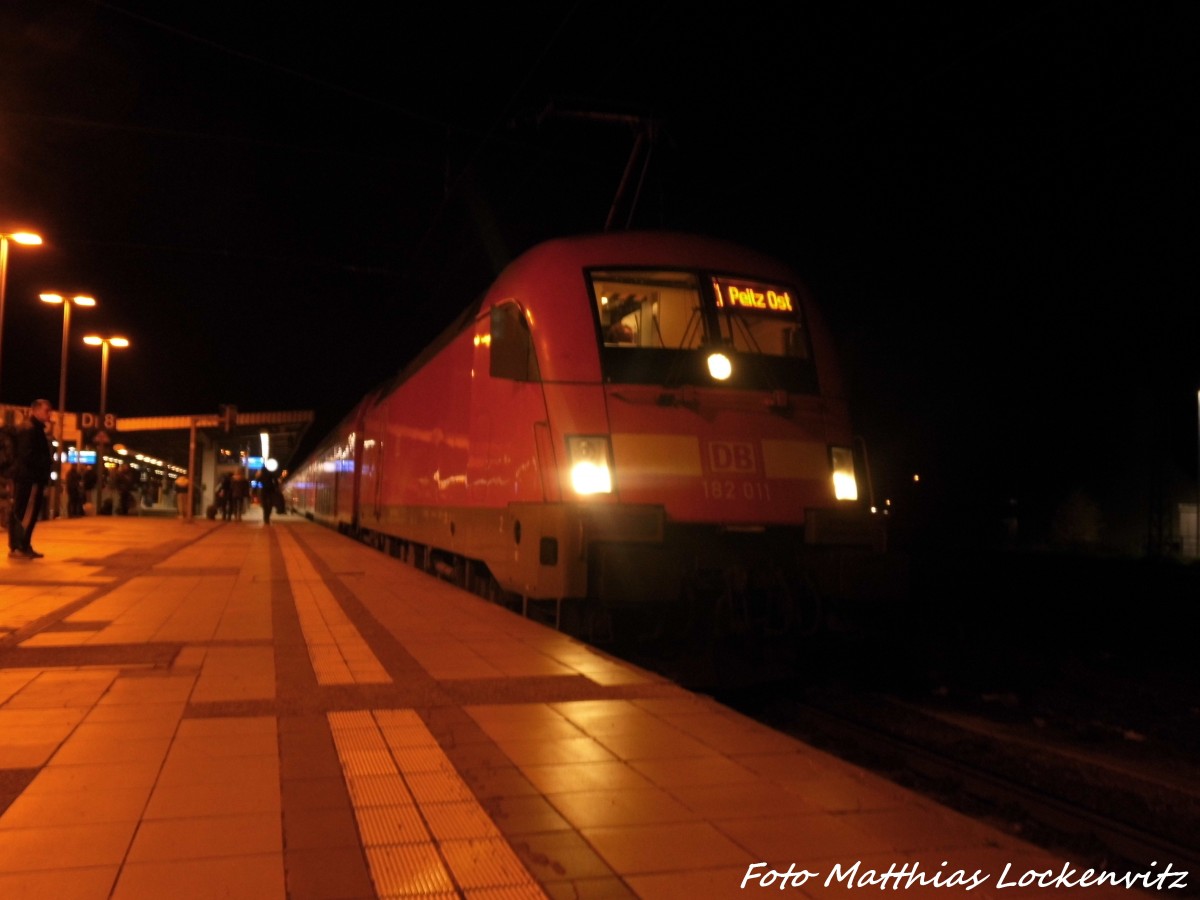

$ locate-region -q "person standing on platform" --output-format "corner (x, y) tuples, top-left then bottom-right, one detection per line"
(230, 469), (249, 521)
(66, 464), (83, 517)
(8, 399), (53, 559)
(174, 474), (191, 517)
(216, 471), (233, 521)
(81, 464), (97, 515)
(115, 462), (136, 515)
(257, 465), (280, 525)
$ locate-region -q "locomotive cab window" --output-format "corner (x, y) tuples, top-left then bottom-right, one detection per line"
(592, 270), (704, 350)
(490, 302), (541, 381)
(588, 268), (817, 392)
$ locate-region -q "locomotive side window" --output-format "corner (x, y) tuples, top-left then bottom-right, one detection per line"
(490, 302), (541, 381)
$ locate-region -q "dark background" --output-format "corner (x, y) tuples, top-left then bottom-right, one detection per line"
(1, 1), (1196, 552)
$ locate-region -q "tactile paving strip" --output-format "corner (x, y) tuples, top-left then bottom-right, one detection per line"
(365, 843), (457, 896)
(278, 528), (391, 685)
(357, 803), (431, 847)
(328, 708), (545, 898)
(344, 773), (415, 808)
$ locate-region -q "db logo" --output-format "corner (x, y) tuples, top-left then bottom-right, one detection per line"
(707, 441), (757, 474)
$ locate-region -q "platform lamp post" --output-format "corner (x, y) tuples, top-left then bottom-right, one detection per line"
(0, 231), (44, 399)
(41, 293), (96, 517)
(83, 334), (129, 514)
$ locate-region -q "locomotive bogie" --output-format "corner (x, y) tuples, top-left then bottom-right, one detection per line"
(354, 500), (664, 604)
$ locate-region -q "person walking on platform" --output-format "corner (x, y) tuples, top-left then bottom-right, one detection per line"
(257, 465), (280, 525)
(8, 399), (53, 559)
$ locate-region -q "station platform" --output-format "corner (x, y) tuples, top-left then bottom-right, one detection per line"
(0, 510), (1169, 899)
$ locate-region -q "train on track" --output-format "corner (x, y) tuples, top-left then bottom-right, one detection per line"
(286, 230), (903, 677)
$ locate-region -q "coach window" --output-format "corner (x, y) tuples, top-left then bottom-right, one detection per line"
(490, 302), (541, 381)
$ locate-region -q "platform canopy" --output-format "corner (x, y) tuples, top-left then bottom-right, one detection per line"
(113, 409), (315, 473)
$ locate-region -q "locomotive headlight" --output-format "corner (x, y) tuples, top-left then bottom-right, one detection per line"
(706, 350), (732, 381)
(566, 436), (613, 495)
(830, 445), (859, 501)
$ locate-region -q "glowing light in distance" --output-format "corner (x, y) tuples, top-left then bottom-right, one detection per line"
(83, 336), (130, 347)
(40, 293), (95, 306)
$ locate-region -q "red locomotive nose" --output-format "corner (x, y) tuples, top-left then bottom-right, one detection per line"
(287, 231), (892, 666)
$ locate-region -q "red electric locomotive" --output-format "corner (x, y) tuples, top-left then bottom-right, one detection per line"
(288, 230), (894, 666)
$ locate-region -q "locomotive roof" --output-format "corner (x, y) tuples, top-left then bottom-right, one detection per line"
(370, 229), (825, 400)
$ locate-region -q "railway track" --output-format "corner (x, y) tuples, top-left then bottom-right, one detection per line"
(728, 684), (1200, 895)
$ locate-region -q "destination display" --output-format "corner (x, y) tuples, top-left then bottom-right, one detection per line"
(712, 278), (796, 314)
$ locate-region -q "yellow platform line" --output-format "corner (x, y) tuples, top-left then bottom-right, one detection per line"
(328, 709), (545, 899)
(276, 528), (391, 685)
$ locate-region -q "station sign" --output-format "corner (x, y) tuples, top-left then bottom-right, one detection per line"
(79, 412), (119, 431)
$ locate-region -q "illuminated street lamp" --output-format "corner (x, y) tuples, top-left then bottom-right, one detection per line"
(83, 335), (130, 419)
(0, 230), (44, 397)
(83, 334), (129, 515)
(41, 293), (96, 516)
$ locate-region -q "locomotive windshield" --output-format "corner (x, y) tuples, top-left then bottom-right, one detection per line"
(588, 268), (817, 392)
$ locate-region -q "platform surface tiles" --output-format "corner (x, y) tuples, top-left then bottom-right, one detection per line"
(0, 509), (1172, 899)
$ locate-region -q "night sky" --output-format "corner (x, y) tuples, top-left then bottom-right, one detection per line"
(1, 2), (1196, 551)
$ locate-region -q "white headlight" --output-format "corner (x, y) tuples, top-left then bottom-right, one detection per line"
(571, 460), (612, 494)
(566, 436), (614, 495)
(706, 351), (732, 381)
(830, 446), (859, 501)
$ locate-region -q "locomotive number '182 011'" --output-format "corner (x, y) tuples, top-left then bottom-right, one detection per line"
(702, 479), (772, 501)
